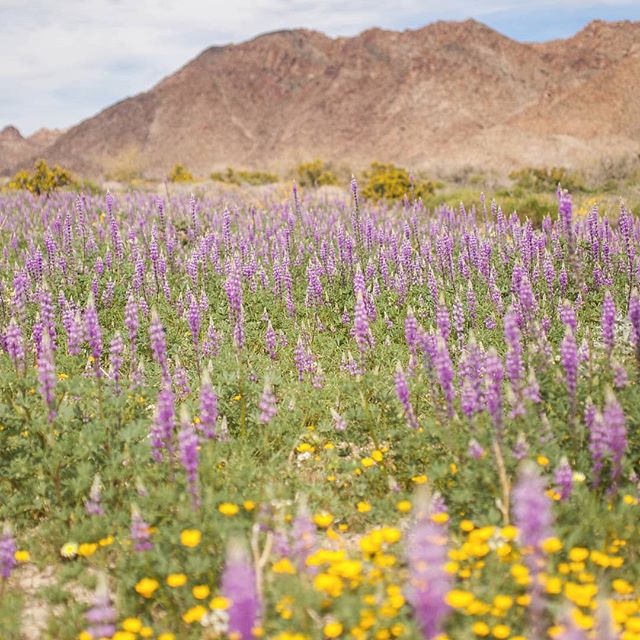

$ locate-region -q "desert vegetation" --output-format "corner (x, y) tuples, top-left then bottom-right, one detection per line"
(0, 177), (639, 640)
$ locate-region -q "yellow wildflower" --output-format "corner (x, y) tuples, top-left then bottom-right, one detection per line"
(180, 529), (201, 547)
(166, 573), (187, 587)
(192, 585), (210, 599)
(218, 502), (240, 516)
(182, 605), (207, 624)
(122, 618), (143, 633)
(135, 578), (159, 598)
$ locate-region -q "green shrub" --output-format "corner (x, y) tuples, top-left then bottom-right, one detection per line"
(295, 160), (338, 188)
(168, 163), (194, 183)
(509, 166), (584, 193)
(211, 167), (279, 186)
(362, 162), (434, 201)
(7, 159), (77, 195)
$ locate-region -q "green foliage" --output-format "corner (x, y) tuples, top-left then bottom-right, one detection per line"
(509, 166), (584, 193)
(210, 167), (279, 186)
(362, 162), (434, 201)
(7, 159), (77, 195)
(167, 163), (194, 183)
(104, 146), (143, 183)
(295, 159), (338, 188)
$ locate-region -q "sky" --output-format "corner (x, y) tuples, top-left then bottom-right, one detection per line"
(1, 0), (639, 135)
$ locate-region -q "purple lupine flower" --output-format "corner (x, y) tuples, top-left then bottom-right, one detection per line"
(85, 574), (117, 639)
(172, 359), (190, 398)
(468, 439), (485, 460)
(560, 327), (578, 416)
(395, 365), (419, 430)
(265, 319), (277, 360)
(513, 461), (554, 552)
(291, 501), (316, 571)
(353, 292), (374, 353)
(85, 474), (104, 516)
(258, 380), (277, 424)
(4, 317), (25, 373)
(188, 293), (201, 355)
(559, 301), (577, 333)
(233, 308), (245, 350)
(66, 311), (84, 356)
(198, 370), (218, 439)
(512, 433), (529, 461)
(513, 462), (554, 637)
(452, 298), (465, 342)
(484, 348), (504, 433)
(435, 296), (450, 342)
(0, 524), (17, 580)
(558, 190), (573, 250)
(130, 505), (153, 552)
(504, 307), (524, 390)
(109, 332), (124, 391)
(601, 291), (616, 356)
(124, 293), (139, 356)
(221, 541), (260, 640)
(405, 307), (419, 355)
(406, 492), (452, 640)
(554, 458), (573, 501)
(612, 360), (628, 388)
(603, 388), (626, 489)
(150, 383), (175, 462)
(434, 337), (455, 416)
(523, 368), (541, 404)
(178, 407), (201, 509)
(149, 308), (169, 379)
(84, 294), (102, 374)
(203, 318), (221, 358)
(37, 334), (56, 422)
(588, 405), (607, 488)
(38, 287), (56, 349)
(331, 408), (346, 432)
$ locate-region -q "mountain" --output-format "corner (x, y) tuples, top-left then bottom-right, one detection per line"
(0, 126), (64, 174)
(3, 19), (640, 179)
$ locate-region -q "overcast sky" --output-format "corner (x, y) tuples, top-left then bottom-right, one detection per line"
(1, 0), (639, 135)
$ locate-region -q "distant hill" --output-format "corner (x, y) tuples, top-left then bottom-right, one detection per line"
(0, 126), (63, 174)
(3, 19), (640, 179)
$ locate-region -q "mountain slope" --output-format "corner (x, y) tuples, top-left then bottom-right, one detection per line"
(6, 19), (640, 178)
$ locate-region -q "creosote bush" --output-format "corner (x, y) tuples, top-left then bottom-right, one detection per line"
(295, 159), (338, 188)
(211, 167), (279, 186)
(362, 161), (434, 201)
(7, 159), (77, 195)
(168, 163), (194, 183)
(509, 166), (585, 193)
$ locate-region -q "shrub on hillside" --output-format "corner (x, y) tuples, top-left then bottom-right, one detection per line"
(295, 159), (338, 188)
(7, 159), (77, 195)
(509, 166), (584, 192)
(211, 167), (279, 186)
(362, 162), (434, 201)
(168, 163), (194, 183)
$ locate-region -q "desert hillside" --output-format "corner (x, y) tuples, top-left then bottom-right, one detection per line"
(3, 19), (640, 178)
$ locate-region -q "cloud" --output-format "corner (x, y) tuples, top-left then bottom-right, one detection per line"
(1, 0), (638, 134)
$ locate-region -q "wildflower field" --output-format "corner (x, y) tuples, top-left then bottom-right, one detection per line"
(1, 182), (639, 640)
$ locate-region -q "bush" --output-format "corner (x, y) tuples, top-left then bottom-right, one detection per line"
(509, 166), (584, 193)
(104, 147), (143, 183)
(7, 159), (77, 195)
(211, 167), (279, 186)
(168, 164), (194, 183)
(295, 160), (338, 188)
(362, 162), (434, 201)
